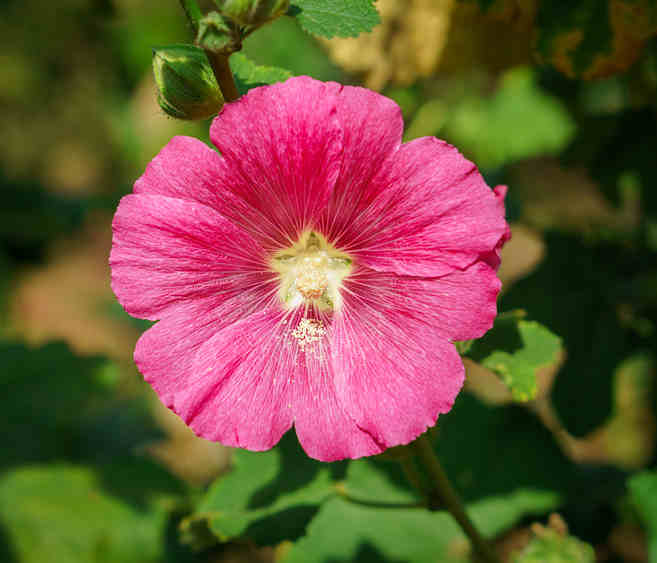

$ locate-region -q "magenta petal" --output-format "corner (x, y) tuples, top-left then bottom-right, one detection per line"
(332, 291), (465, 448)
(480, 185), (512, 270)
(167, 309), (299, 451)
(110, 193), (272, 320)
(338, 137), (508, 277)
(291, 311), (382, 461)
(344, 262), (501, 343)
(134, 295), (273, 409)
(210, 76), (344, 246)
(134, 136), (229, 209)
(319, 85), (403, 242)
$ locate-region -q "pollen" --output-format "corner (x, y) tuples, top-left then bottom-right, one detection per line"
(271, 231), (352, 311)
(292, 318), (326, 351)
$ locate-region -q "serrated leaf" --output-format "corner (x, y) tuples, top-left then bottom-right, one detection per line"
(193, 432), (342, 545)
(289, 0), (380, 38)
(467, 313), (562, 401)
(229, 52), (292, 95)
(628, 471), (657, 560)
(0, 465), (169, 563)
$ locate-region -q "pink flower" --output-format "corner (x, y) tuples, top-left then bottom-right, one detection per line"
(110, 76), (509, 462)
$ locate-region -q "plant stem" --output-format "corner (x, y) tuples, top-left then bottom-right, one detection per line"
(178, 0), (203, 32)
(413, 435), (501, 563)
(205, 51), (239, 102)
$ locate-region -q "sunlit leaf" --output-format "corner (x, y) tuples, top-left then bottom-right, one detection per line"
(443, 67), (575, 170)
(467, 312), (562, 402)
(230, 53), (293, 95)
(628, 471), (657, 561)
(191, 432), (341, 545)
(289, 0), (380, 38)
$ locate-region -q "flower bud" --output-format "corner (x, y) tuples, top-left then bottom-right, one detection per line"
(152, 45), (224, 120)
(197, 12), (241, 55)
(216, 0), (290, 26)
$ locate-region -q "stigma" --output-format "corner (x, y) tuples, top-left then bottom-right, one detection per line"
(272, 231), (352, 311)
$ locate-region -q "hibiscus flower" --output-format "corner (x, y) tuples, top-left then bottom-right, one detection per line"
(110, 76), (509, 461)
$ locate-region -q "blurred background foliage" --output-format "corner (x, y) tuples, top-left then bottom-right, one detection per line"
(2, 0), (657, 561)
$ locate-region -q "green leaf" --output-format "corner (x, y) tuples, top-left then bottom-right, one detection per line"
(467, 312), (562, 402)
(0, 465), (169, 563)
(229, 52), (292, 95)
(192, 432), (342, 545)
(501, 232), (638, 435)
(283, 489), (559, 563)
(289, 0), (380, 38)
(628, 471), (657, 561)
(0, 341), (163, 471)
(443, 67), (575, 170)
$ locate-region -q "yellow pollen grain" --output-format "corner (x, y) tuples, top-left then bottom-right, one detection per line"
(291, 318), (326, 351)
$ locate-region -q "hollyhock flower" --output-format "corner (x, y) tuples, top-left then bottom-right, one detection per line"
(110, 76), (509, 462)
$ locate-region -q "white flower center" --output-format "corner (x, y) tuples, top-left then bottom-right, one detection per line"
(272, 231), (352, 311)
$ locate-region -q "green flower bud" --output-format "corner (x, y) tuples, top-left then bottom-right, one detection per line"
(197, 12), (241, 55)
(512, 516), (595, 563)
(216, 0), (290, 26)
(152, 44), (224, 120)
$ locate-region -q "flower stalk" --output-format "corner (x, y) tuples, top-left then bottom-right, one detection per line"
(412, 435), (501, 563)
(205, 50), (239, 102)
(178, 0), (240, 103)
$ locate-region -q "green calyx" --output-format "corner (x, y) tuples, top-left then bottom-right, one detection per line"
(196, 12), (242, 55)
(215, 0), (290, 27)
(152, 44), (224, 120)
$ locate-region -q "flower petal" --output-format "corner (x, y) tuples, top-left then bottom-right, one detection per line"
(210, 76), (344, 248)
(134, 136), (228, 208)
(110, 193), (273, 320)
(344, 261), (501, 343)
(479, 185), (512, 270)
(291, 311), (382, 461)
(336, 137), (508, 277)
(332, 288), (465, 448)
(170, 309), (298, 451)
(319, 85), (403, 240)
(134, 295), (271, 409)
(151, 304), (380, 459)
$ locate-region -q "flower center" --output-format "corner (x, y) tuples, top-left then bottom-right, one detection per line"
(272, 231), (352, 311)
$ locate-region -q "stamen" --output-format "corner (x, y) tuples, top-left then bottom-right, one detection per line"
(292, 318), (326, 351)
(271, 231), (352, 311)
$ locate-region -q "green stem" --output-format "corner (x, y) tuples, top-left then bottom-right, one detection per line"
(205, 50), (240, 102)
(413, 435), (501, 563)
(178, 0), (203, 32)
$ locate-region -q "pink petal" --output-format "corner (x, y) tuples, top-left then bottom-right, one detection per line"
(171, 309), (298, 451)
(134, 136), (230, 208)
(148, 304), (379, 459)
(110, 193), (273, 320)
(291, 310), (382, 461)
(318, 85), (403, 240)
(343, 261), (501, 343)
(332, 288), (465, 448)
(210, 76), (344, 248)
(335, 137), (509, 277)
(134, 293), (274, 409)
(480, 185), (512, 270)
